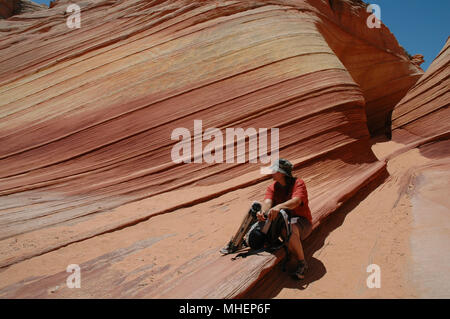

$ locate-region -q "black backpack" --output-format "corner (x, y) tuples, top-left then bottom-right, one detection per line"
(246, 210), (292, 270)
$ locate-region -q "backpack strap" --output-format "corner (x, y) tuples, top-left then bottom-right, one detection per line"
(279, 209), (292, 272)
(279, 209), (291, 239)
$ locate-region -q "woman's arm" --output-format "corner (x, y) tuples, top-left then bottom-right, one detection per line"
(268, 197), (301, 220)
(274, 197), (301, 211)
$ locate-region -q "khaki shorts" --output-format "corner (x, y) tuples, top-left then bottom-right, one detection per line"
(291, 216), (312, 240)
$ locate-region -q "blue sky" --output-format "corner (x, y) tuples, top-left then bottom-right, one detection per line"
(372, 0), (449, 70)
(33, 0), (449, 70)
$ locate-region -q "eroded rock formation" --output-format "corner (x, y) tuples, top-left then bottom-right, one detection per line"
(0, 0), (426, 298)
(392, 37), (450, 145)
(411, 54), (425, 68)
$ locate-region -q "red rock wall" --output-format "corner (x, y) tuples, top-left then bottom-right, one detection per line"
(309, 0), (423, 135)
(392, 37), (450, 145)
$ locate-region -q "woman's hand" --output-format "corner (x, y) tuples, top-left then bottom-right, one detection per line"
(268, 206), (281, 221)
(256, 211), (266, 222)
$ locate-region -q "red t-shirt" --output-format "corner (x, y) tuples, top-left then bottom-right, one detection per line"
(264, 178), (312, 223)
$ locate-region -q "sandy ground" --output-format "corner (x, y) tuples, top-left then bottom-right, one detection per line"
(245, 138), (450, 298)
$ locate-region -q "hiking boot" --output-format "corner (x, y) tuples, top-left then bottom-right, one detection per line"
(292, 260), (308, 280)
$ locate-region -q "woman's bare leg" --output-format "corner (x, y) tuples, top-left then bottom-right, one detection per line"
(287, 223), (305, 261)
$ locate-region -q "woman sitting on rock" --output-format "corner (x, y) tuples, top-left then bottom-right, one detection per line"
(258, 158), (313, 280)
